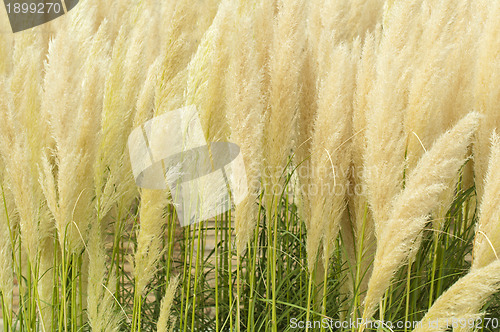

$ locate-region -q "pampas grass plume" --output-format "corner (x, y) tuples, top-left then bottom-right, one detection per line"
(185, 0), (233, 142)
(227, 8), (265, 254)
(363, 112), (480, 320)
(472, 131), (500, 270)
(413, 260), (500, 332)
(473, 0), (500, 202)
(157, 275), (180, 332)
(263, 0), (305, 204)
(306, 42), (355, 272)
(134, 189), (168, 297)
(87, 222), (122, 331)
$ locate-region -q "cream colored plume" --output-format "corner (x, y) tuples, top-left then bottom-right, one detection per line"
(306, 42), (356, 273)
(0, 33), (45, 266)
(155, 0), (217, 114)
(472, 132), (500, 270)
(415, 132), (500, 332)
(95, 12), (152, 223)
(473, 0), (500, 202)
(404, 0), (477, 221)
(227, 7), (265, 254)
(412, 260), (500, 332)
(263, 0), (305, 207)
(363, 0), (424, 239)
(344, 31), (379, 305)
(40, 6), (110, 254)
(320, 0), (384, 43)
(134, 189), (169, 297)
(157, 275), (180, 332)
(294, 37), (317, 232)
(87, 222), (122, 332)
(185, 0), (234, 142)
(363, 112), (480, 320)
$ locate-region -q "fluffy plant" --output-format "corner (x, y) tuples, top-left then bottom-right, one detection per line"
(1, 1), (500, 332)
(362, 112), (480, 321)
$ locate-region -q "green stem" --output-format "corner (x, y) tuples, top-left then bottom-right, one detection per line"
(271, 197), (279, 332)
(71, 254), (78, 332)
(214, 214), (220, 332)
(59, 243), (68, 332)
(107, 209), (123, 287)
(1, 293), (11, 332)
(320, 251), (329, 332)
(247, 194), (262, 332)
(428, 231), (439, 309)
(166, 206), (176, 284)
(285, 196), (291, 326)
(353, 202), (369, 329)
(52, 234), (59, 332)
(404, 261), (412, 332)
(191, 221), (203, 332)
(1, 184), (26, 331)
(78, 254), (83, 328)
(183, 225), (195, 332)
(227, 209), (234, 332)
(236, 252), (241, 332)
(305, 267), (314, 332)
(265, 203), (272, 332)
(179, 225), (189, 332)
(137, 293), (143, 332)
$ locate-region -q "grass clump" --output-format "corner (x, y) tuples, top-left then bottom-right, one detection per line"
(1, 0), (500, 331)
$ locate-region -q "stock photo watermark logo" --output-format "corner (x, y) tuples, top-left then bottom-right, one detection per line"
(128, 105), (248, 227)
(3, 0), (79, 32)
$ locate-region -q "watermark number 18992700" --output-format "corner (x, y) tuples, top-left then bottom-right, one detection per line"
(3, 0), (79, 32)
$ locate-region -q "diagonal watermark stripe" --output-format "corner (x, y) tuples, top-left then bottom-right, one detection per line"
(128, 105), (248, 226)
